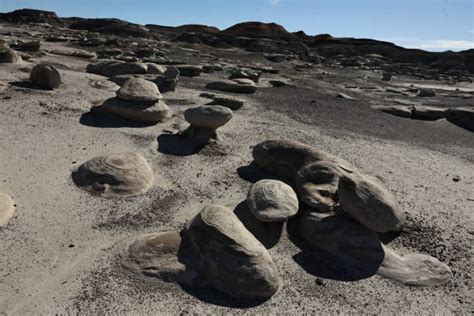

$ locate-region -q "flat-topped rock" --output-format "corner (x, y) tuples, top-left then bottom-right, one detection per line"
(86, 60), (147, 77)
(182, 205), (281, 299)
(101, 98), (170, 123)
(177, 65), (203, 77)
(206, 79), (257, 94)
(247, 179), (299, 222)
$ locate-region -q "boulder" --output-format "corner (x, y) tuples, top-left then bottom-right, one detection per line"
(177, 65), (203, 77)
(295, 160), (351, 212)
(72, 152), (154, 197)
(29, 64), (61, 90)
(182, 205), (281, 299)
(0, 192), (15, 226)
(338, 173), (405, 233)
(247, 179), (299, 222)
(206, 79), (257, 94)
(290, 211), (384, 269)
(101, 98), (170, 124)
(116, 77), (161, 102)
(252, 139), (355, 179)
(146, 63), (167, 75)
(119, 231), (198, 285)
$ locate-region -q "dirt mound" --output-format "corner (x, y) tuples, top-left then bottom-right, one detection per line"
(176, 24), (220, 33)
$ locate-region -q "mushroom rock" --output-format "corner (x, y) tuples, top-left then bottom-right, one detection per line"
(101, 97), (170, 123)
(252, 139), (355, 179)
(289, 211), (384, 273)
(119, 231), (198, 285)
(338, 173), (405, 233)
(72, 152), (154, 197)
(412, 105), (447, 120)
(247, 179), (299, 222)
(295, 160), (352, 212)
(206, 79), (257, 94)
(29, 64), (61, 90)
(181, 205), (281, 299)
(153, 66), (180, 93)
(182, 105), (233, 142)
(378, 246), (452, 286)
(116, 77), (161, 102)
(0, 192), (15, 226)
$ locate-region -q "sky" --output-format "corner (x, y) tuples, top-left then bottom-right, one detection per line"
(1, 0), (473, 51)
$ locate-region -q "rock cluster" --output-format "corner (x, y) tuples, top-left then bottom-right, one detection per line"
(251, 139), (451, 286)
(72, 152), (154, 197)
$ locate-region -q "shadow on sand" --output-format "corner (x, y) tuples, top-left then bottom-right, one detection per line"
(233, 201), (283, 249)
(287, 214), (384, 281)
(157, 133), (206, 156)
(10, 80), (53, 91)
(237, 162), (289, 184)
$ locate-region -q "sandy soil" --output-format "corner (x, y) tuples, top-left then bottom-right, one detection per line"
(0, 27), (473, 314)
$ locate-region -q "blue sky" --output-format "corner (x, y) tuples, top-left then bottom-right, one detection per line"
(1, 0), (473, 51)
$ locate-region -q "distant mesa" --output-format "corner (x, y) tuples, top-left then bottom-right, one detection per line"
(221, 21), (294, 39)
(0, 8), (62, 26)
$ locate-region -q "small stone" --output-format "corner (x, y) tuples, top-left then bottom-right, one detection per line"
(452, 175), (460, 182)
(177, 65), (203, 77)
(417, 88), (436, 97)
(247, 179), (299, 222)
(206, 80), (257, 94)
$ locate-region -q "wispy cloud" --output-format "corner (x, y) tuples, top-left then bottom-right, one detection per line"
(268, 0), (281, 6)
(386, 38), (474, 51)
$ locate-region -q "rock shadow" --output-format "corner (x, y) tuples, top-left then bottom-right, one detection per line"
(79, 106), (154, 128)
(176, 232), (270, 308)
(287, 214), (384, 281)
(157, 133), (206, 156)
(237, 162), (289, 184)
(233, 201), (283, 249)
(10, 81), (52, 91)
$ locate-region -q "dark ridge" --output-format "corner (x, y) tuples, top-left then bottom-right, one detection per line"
(0, 8), (63, 26)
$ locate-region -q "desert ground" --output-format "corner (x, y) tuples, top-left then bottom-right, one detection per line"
(0, 10), (473, 314)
